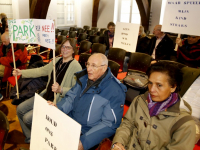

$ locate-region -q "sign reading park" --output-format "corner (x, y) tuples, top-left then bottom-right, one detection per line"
(8, 19), (55, 49)
(162, 0), (200, 36)
(30, 93), (81, 150)
(113, 22), (140, 52)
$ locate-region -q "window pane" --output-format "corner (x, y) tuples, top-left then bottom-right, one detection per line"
(120, 0), (131, 23)
(131, 0), (140, 24)
(57, 13), (65, 25)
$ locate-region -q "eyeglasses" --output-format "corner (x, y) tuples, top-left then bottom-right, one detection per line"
(85, 62), (105, 69)
(61, 45), (73, 50)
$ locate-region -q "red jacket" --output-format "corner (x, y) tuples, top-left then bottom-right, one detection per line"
(0, 43), (27, 82)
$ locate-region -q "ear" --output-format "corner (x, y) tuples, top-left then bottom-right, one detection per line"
(171, 85), (177, 93)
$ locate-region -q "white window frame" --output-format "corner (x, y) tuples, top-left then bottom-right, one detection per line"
(0, 0), (13, 20)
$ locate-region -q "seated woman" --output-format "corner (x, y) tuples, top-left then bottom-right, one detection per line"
(111, 62), (196, 150)
(12, 38), (82, 144)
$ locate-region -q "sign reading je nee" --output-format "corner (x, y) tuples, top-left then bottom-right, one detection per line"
(162, 0), (200, 36)
(8, 19), (55, 49)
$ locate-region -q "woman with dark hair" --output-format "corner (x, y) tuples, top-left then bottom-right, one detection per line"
(111, 62), (196, 150)
(104, 22), (115, 56)
(13, 38), (82, 144)
(0, 13), (7, 34)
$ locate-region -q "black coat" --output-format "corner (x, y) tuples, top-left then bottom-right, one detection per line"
(104, 30), (113, 50)
(146, 34), (176, 61)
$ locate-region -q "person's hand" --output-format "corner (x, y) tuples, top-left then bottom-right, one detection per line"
(13, 68), (22, 76)
(47, 101), (58, 108)
(176, 37), (182, 47)
(78, 140), (84, 150)
(51, 82), (61, 93)
(111, 143), (125, 150)
(151, 60), (157, 65)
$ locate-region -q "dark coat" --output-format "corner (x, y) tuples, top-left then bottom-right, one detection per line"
(146, 34), (176, 61)
(104, 30), (113, 50)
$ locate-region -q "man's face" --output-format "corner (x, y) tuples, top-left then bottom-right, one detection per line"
(86, 55), (107, 81)
(153, 26), (161, 37)
(187, 36), (200, 44)
(1, 36), (10, 46)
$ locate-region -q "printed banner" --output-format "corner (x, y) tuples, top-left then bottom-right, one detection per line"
(162, 0), (200, 36)
(8, 19), (55, 49)
(30, 93), (81, 150)
(113, 22), (140, 52)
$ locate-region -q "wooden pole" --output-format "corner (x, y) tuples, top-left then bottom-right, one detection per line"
(174, 34), (181, 51)
(11, 43), (19, 99)
(53, 49), (56, 104)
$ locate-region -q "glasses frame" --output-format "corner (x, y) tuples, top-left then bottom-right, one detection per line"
(85, 62), (106, 69)
(61, 45), (73, 50)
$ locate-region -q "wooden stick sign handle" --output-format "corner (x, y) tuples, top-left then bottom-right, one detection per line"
(53, 49), (56, 104)
(11, 43), (19, 99)
(174, 34), (181, 51)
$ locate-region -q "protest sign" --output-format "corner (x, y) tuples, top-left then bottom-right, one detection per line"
(162, 0), (200, 36)
(30, 93), (81, 150)
(113, 22), (140, 52)
(8, 19), (55, 49)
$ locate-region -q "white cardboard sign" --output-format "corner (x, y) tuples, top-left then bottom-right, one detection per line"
(30, 93), (81, 150)
(8, 19), (55, 49)
(113, 22), (140, 52)
(162, 0), (200, 36)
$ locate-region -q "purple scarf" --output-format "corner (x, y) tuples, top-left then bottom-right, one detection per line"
(108, 30), (114, 38)
(147, 93), (179, 117)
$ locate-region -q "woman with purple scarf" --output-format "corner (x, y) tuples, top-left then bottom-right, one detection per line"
(104, 22), (115, 56)
(111, 62), (196, 150)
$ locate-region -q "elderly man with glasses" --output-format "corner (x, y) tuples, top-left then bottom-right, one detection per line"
(176, 35), (200, 68)
(48, 53), (127, 150)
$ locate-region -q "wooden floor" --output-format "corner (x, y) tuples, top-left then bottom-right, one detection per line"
(0, 88), (30, 150)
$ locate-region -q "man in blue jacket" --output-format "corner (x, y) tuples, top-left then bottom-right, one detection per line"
(48, 53), (127, 150)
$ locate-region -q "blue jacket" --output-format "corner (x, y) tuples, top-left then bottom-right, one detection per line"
(57, 68), (127, 150)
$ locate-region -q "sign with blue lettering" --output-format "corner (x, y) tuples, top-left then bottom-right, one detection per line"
(8, 19), (55, 49)
(30, 93), (81, 150)
(162, 0), (200, 36)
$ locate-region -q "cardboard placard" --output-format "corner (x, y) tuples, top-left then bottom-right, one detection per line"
(113, 22), (140, 52)
(30, 93), (81, 150)
(8, 19), (55, 49)
(162, 0), (200, 36)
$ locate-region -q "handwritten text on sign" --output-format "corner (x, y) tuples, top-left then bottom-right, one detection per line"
(8, 19), (55, 49)
(113, 22), (140, 52)
(162, 0), (200, 36)
(30, 93), (81, 150)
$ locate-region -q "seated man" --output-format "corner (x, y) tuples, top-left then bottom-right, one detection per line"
(176, 35), (200, 68)
(49, 53), (127, 150)
(0, 32), (27, 100)
(146, 25), (176, 63)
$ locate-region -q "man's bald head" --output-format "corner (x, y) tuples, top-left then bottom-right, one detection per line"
(86, 53), (108, 81)
(1, 32), (10, 46)
(153, 25), (164, 38)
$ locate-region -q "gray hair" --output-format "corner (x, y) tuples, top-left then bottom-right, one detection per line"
(91, 53), (108, 66)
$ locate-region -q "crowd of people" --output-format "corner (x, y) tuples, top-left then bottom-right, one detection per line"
(0, 15), (200, 150)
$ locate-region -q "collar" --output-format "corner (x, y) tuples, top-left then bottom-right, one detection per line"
(156, 34), (165, 40)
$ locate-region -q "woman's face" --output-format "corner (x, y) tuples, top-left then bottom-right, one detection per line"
(61, 41), (74, 59)
(148, 72), (176, 102)
(108, 25), (115, 33)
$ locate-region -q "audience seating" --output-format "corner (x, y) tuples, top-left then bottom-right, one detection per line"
(75, 41), (91, 61)
(100, 28), (107, 33)
(61, 30), (68, 36)
(6, 75), (21, 99)
(89, 35), (99, 45)
(77, 28), (84, 37)
(77, 33), (87, 44)
(57, 35), (66, 44)
(16, 43), (25, 51)
(108, 60), (120, 78)
(69, 27), (76, 32)
(99, 36), (105, 44)
(83, 25), (90, 32)
(55, 28), (60, 35)
(168, 35), (177, 47)
(86, 30), (94, 39)
(160, 60), (187, 70)
(78, 53), (91, 69)
(108, 48), (126, 72)
(96, 31), (104, 37)
(0, 110), (9, 150)
(117, 52), (152, 80)
(91, 27), (99, 33)
(91, 43), (106, 54)
(69, 31), (76, 38)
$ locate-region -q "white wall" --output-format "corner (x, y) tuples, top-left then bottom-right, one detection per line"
(97, 0), (115, 29)
(148, 0), (162, 33)
(12, 0), (29, 19)
(46, 0), (57, 28)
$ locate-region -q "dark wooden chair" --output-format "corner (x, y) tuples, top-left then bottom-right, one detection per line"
(77, 33), (87, 44)
(89, 35), (99, 45)
(79, 53), (91, 69)
(61, 30), (68, 36)
(57, 35), (66, 44)
(91, 43), (106, 54)
(69, 31), (76, 38)
(108, 60), (120, 78)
